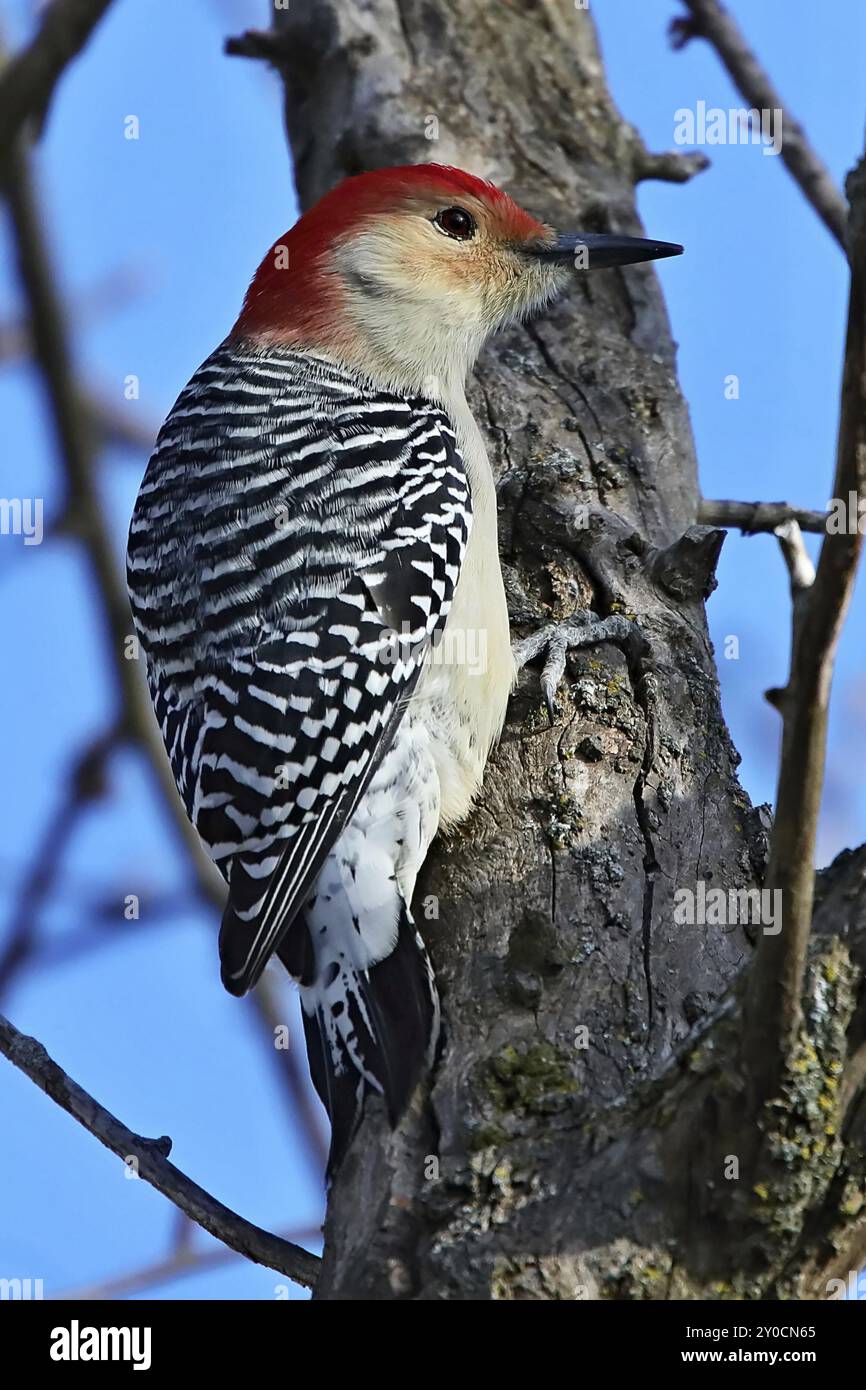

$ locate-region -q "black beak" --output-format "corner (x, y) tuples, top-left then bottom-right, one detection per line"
(533, 232), (684, 269)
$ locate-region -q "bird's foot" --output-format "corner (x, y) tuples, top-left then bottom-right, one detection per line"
(512, 608), (641, 724)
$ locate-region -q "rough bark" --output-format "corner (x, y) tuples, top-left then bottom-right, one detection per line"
(248, 0), (866, 1299)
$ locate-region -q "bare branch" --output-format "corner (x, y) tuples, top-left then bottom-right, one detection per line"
(671, 0), (848, 252)
(0, 1013), (320, 1291)
(0, 0), (114, 154)
(744, 152), (866, 1088)
(698, 498), (828, 535)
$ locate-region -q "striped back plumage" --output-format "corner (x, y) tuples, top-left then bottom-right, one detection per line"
(127, 343), (471, 996)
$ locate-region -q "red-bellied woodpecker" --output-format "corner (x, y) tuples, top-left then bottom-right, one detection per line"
(127, 164), (681, 1175)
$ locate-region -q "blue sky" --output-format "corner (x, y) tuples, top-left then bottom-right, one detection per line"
(1, 0), (864, 1299)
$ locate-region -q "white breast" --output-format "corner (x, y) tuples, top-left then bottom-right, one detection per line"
(415, 390), (514, 828)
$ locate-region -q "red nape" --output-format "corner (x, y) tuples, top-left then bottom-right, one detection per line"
(230, 164), (546, 343)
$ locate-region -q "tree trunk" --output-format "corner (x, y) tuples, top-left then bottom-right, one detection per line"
(254, 0), (866, 1300)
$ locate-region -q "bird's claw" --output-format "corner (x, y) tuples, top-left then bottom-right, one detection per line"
(512, 609), (640, 725)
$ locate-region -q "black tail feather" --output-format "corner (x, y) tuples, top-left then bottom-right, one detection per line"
(292, 904), (438, 1180)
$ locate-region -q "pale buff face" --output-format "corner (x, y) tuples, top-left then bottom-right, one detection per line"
(234, 165), (682, 394)
(328, 190), (562, 394)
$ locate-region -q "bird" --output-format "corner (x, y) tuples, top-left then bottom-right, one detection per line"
(126, 164), (681, 1176)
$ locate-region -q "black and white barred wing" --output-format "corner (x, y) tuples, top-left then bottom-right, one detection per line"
(127, 346), (471, 995)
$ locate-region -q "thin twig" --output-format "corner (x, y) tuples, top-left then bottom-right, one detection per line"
(3, 137), (225, 909)
(0, 731), (119, 996)
(670, 0), (848, 252)
(773, 519), (816, 597)
(0, 0), (114, 155)
(55, 1222), (322, 1301)
(744, 153), (866, 1087)
(698, 498), (828, 535)
(7, 894), (198, 975)
(0, 263), (156, 452)
(0, 1013), (320, 1290)
(634, 148), (710, 184)
(87, 390), (155, 453)
(252, 976), (330, 1179)
(0, 264), (149, 363)
(225, 28), (291, 65)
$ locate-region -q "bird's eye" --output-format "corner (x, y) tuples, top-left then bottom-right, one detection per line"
(434, 207), (476, 241)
